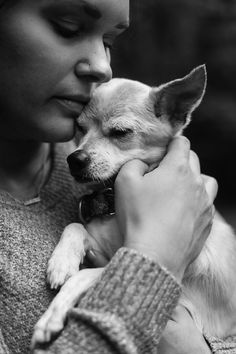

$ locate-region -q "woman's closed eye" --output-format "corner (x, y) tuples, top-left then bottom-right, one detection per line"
(52, 19), (84, 38)
(51, 20), (114, 52)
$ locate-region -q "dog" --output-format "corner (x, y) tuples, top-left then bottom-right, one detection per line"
(32, 66), (236, 347)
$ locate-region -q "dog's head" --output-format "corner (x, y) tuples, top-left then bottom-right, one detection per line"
(67, 65), (206, 185)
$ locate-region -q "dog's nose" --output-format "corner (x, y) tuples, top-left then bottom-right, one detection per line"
(67, 150), (91, 174)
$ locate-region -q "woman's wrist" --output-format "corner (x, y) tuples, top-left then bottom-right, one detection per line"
(124, 239), (185, 282)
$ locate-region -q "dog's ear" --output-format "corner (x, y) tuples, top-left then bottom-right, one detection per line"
(152, 65), (207, 130)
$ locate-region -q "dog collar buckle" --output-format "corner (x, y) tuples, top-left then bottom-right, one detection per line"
(78, 187), (115, 224)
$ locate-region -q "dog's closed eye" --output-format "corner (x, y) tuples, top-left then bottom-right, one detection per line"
(109, 128), (133, 139)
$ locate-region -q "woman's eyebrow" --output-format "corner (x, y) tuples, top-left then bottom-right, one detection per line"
(45, 0), (102, 20)
(82, 2), (101, 19)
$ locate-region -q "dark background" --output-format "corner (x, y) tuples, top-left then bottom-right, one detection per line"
(112, 0), (236, 228)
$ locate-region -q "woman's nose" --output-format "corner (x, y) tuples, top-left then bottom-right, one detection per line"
(75, 43), (112, 84)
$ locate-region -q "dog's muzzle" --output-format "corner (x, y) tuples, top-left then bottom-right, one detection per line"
(78, 188), (115, 224)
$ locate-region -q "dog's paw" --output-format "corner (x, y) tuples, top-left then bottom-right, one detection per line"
(31, 304), (66, 349)
(47, 249), (85, 289)
(47, 223), (90, 289)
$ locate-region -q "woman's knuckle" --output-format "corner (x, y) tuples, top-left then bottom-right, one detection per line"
(210, 176), (218, 191)
(190, 150), (199, 162)
(194, 175), (204, 192)
(180, 136), (190, 148)
(206, 175), (215, 184)
(175, 159), (188, 174)
(115, 168), (134, 186)
(197, 175), (204, 186)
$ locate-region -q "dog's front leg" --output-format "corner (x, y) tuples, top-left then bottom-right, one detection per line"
(47, 223), (91, 289)
(32, 267), (104, 348)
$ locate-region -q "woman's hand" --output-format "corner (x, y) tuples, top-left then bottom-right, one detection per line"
(157, 305), (211, 354)
(115, 136), (218, 281)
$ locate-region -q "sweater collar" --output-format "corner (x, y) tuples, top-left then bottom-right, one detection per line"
(0, 142), (78, 211)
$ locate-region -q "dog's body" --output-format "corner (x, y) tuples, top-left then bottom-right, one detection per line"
(32, 66), (236, 346)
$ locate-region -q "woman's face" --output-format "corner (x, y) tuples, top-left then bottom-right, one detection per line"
(0, 0), (129, 142)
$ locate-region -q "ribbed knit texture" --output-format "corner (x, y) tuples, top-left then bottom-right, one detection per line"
(205, 334), (236, 354)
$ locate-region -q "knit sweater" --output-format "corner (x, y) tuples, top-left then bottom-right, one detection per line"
(0, 142), (79, 354)
(0, 142), (236, 354)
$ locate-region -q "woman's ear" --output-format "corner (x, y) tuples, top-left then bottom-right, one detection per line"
(152, 65), (207, 129)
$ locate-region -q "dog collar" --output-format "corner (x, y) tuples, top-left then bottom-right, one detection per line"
(78, 187), (115, 224)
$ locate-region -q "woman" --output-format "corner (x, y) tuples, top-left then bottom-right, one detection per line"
(0, 0), (228, 353)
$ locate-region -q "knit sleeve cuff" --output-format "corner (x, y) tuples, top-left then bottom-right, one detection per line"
(204, 334), (236, 353)
(74, 247), (181, 340)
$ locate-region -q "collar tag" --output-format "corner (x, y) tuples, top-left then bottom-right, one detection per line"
(78, 187), (115, 224)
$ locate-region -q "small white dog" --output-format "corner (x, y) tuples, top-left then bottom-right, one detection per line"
(32, 66), (236, 347)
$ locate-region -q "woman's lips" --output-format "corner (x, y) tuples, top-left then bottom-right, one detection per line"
(53, 97), (87, 116)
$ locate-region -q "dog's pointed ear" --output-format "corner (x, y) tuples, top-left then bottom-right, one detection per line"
(152, 65), (207, 130)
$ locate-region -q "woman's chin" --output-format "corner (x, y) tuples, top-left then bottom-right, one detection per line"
(36, 115), (77, 142)
(31, 104), (78, 142)
(5, 106), (78, 142)
(41, 127), (76, 143)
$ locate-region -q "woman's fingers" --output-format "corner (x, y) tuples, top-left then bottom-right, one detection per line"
(161, 136), (191, 167)
(116, 159), (149, 182)
(189, 150), (201, 174)
(202, 174), (218, 203)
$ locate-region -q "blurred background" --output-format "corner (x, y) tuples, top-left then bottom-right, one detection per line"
(112, 0), (236, 229)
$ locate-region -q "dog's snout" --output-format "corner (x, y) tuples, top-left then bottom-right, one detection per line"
(67, 150), (90, 174)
